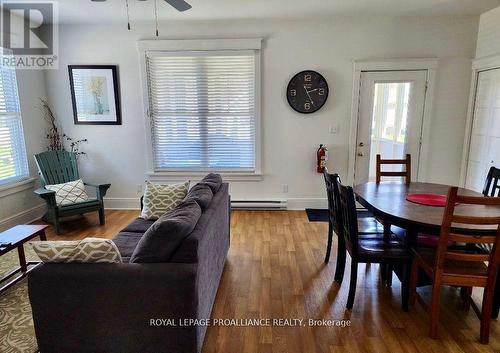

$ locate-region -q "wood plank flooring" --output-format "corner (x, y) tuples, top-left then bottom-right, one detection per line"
(40, 210), (499, 353)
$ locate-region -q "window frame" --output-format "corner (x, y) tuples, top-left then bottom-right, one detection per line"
(0, 47), (30, 187)
(138, 39), (262, 181)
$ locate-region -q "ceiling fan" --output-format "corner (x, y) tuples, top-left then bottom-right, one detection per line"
(91, 0), (192, 35)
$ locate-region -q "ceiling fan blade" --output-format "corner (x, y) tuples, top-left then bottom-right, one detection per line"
(164, 0), (192, 12)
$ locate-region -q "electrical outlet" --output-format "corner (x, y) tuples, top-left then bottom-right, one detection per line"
(329, 124), (339, 134)
(283, 184), (289, 193)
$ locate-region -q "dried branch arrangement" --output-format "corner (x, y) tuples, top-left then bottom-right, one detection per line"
(39, 98), (88, 156)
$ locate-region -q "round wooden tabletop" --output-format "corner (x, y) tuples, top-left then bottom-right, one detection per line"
(353, 182), (500, 234)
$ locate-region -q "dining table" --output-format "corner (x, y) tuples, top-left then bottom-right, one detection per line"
(353, 181), (500, 319)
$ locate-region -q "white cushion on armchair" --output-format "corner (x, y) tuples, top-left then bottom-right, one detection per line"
(45, 179), (90, 206)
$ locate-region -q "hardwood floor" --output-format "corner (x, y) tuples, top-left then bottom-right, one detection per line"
(40, 210), (500, 353)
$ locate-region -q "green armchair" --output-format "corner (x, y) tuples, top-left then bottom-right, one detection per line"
(33, 150), (110, 234)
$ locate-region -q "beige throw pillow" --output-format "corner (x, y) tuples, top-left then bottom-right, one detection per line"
(31, 238), (122, 263)
(141, 181), (189, 220)
(45, 179), (90, 206)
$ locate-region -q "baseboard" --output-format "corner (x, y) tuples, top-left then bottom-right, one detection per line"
(104, 197), (327, 211)
(0, 204), (46, 232)
(286, 198), (328, 210)
(104, 197), (140, 210)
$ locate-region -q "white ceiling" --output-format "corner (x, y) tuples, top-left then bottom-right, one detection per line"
(56, 0), (500, 24)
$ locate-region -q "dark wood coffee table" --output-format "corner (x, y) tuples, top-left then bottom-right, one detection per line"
(0, 224), (48, 293)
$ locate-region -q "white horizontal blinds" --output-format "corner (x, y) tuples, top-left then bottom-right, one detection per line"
(146, 51), (256, 171)
(0, 49), (28, 185)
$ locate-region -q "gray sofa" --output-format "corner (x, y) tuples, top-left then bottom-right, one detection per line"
(28, 178), (230, 353)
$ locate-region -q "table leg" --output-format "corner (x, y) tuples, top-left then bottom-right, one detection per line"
(17, 245), (27, 273)
(39, 229), (47, 241)
(401, 229), (418, 312)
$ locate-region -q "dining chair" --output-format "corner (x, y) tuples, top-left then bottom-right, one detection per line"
(337, 180), (411, 310)
(376, 154), (411, 185)
(483, 166), (500, 197)
(323, 170), (383, 262)
(409, 186), (500, 344)
(323, 170), (385, 283)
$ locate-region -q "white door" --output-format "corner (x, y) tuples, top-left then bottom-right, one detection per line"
(354, 70), (428, 185)
(465, 68), (500, 192)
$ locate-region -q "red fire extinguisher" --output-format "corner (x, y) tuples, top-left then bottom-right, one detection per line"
(317, 144), (328, 173)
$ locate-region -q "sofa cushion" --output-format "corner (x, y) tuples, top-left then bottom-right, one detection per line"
(185, 183), (213, 210)
(199, 173), (222, 193)
(31, 238), (122, 263)
(130, 200), (202, 263)
(140, 181), (189, 220)
(120, 218), (155, 233)
(112, 232), (145, 258)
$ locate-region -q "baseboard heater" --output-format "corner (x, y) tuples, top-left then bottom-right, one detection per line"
(231, 200), (287, 210)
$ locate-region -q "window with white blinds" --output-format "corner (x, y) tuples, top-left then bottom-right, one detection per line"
(0, 49), (28, 185)
(145, 50), (257, 172)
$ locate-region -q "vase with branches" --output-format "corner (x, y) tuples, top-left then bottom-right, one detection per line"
(39, 98), (88, 156)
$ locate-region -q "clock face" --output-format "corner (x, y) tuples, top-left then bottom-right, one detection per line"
(287, 70), (329, 114)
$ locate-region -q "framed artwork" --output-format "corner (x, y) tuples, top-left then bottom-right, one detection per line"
(68, 65), (122, 125)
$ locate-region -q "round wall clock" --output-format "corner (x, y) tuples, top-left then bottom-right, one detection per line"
(286, 70), (329, 114)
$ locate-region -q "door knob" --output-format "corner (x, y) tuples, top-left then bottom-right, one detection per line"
(359, 142), (365, 147)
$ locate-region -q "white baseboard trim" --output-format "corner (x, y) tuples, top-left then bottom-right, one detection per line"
(0, 204), (46, 232)
(104, 197), (328, 211)
(104, 197), (141, 210)
(286, 198), (328, 210)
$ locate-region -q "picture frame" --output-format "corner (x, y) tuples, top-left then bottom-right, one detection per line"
(68, 65), (122, 125)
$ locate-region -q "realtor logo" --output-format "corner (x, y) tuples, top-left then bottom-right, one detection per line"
(0, 1), (58, 69)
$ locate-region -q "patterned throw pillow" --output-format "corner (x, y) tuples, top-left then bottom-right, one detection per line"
(31, 238), (122, 263)
(141, 181), (189, 220)
(45, 179), (90, 206)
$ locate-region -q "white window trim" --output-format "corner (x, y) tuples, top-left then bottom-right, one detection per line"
(347, 58), (438, 184)
(137, 39), (263, 182)
(459, 54), (500, 187)
(0, 177), (36, 198)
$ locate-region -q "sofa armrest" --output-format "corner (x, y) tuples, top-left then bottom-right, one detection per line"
(28, 262), (199, 353)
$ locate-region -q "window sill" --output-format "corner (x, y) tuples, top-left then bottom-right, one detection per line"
(146, 172), (263, 182)
(0, 177), (37, 198)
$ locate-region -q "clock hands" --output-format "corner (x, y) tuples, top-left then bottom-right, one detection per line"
(304, 85), (315, 106)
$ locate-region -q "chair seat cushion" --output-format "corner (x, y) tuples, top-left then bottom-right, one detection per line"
(113, 232), (145, 258)
(45, 179), (90, 206)
(120, 218), (155, 233)
(414, 248), (488, 278)
(358, 238), (409, 259)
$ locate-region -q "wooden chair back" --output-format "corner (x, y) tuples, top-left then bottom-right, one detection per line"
(34, 150), (79, 187)
(337, 181), (359, 256)
(436, 187), (500, 285)
(483, 166), (500, 197)
(376, 154), (411, 184)
(323, 169), (342, 236)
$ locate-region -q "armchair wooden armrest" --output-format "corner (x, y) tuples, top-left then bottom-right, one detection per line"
(34, 188), (56, 204)
(84, 182), (111, 201)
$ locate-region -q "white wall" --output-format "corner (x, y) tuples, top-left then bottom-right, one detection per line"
(44, 16), (478, 209)
(476, 6), (500, 59)
(0, 13), (48, 230)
